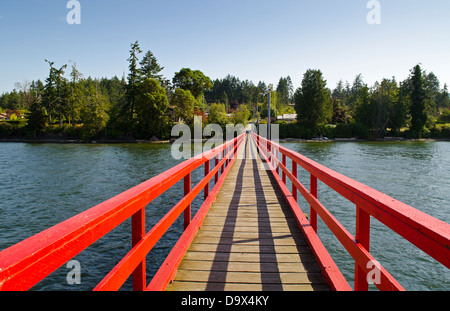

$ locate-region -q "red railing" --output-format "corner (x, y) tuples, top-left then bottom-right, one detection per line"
(0, 133), (245, 291)
(252, 133), (450, 291)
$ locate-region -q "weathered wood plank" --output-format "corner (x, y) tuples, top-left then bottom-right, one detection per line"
(167, 136), (328, 291)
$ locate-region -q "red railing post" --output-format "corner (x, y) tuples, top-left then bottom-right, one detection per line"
(310, 174), (318, 233)
(184, 173), (191, 230)
(355, 205), (371, 291)
(131, 207), (146, 291)
(292, 161), (297, 201)
(215, 156), (219, 184)
(204, 159), (210, 200)
(282, 153), (287, 184)
(221, 149), (225, 174)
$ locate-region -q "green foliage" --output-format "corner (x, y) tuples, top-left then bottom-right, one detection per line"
(207, 103), (228, 130)
(80, 85), (108, 141)
(276, 76), (294, 107)
(26, 98), (47, 138)
(294, 69), (332, 133)
(429, 123), (450, 138)
(134, 79), (169, 139)
(171, 88), (196, 126)
(0, 122), (14, 138)
(3, 41), (450, 141)
(140, 50), (164, 82)
(410, 64), (428, 137)
(231, 105), (251, 127)
(437, 109), (450, 123)
(173, 68), (213, 100)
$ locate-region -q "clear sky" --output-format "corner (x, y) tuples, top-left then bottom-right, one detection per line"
(0, 0), (449, 93)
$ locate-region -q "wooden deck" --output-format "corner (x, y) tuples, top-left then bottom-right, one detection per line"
(166, 136), (329, 291)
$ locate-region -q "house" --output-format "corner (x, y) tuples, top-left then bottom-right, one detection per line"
(277, 114), (297, 122)
(0, 113), (7, 121)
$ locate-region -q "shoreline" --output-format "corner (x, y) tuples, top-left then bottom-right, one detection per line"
(1, 136), (449, 144)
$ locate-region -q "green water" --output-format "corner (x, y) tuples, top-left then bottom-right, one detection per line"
(0, 141), (448, 291)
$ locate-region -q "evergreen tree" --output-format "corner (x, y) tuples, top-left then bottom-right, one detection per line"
(42, 60), (57, 124)
(140, 50), (164, 82)
(80, 82), (108, 141)
(68, 63), (84, 127)
(125, 41), (143, 134)
(410, 64), (427, 137)
(294, 69), (332, 134)
(26, 98), (47, 138)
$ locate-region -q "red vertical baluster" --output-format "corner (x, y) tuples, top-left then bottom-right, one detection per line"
(310, 174), (318, 232)
(131, 207), (146, 291)
(184, 173), (191, 230)
(355, 206), (371, 291)
(292, 161), (297, 201)
(215, 156), (219, 184)
(204, 160), (210, 200)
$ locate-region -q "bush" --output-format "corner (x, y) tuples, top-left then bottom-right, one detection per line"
(429, 123), (450, 138)
(0, 122), (14, 138)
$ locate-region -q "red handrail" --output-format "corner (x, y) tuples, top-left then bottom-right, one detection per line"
(0, 133), (245, 291)
(252, 133), (450, 291)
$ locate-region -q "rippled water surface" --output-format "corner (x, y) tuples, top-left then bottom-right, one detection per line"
(0, 141), (448, 291)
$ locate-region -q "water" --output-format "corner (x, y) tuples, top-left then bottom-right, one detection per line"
(0, 141), (448, 291)
(281, 141), (450, 291)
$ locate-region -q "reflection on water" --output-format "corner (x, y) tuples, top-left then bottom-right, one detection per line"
(0, 141), (449, 291)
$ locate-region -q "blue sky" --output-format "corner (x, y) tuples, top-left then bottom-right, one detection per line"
(0, 0), (449, 93)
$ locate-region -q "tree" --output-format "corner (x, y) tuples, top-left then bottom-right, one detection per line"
(409, 64), (427, 137)
(54, 64), (68, 128)
(134, 79), (169, 139)
(388, 81), (409, 135)
(68, 62), (84, 127)
(80, 82), (108, 141)
(42, 60), (57, 124)
(125, 41), (143, 134)
(436, 84), (450, 112)
(294, 69), (332, 133)
(42, 60), (68, 127)
(354, 85), (375, 130)
(171, 88), (196, 125)
(232, 104), (251, 127)
(26, 98), (47, 138)
(276, 76), (293, 107)
(172, 68), (212, 101)
(208, 103), (228, 130)
(140, 50), (165, 82)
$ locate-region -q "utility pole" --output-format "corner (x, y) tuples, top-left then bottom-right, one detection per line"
(268, 88), (272, 140)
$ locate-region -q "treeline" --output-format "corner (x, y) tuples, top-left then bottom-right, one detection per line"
(288, 65), (450, 139)
(0, 41), (262, 141)
(1, 41), (450, 141)
(0, 41), (216, 140)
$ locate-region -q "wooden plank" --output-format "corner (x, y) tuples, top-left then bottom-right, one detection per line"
(173, 270), (325, 284)
(178, 260), (321, 273)
(167, 282), (329, 292)
(182, 251), (319, 263)
(167, 136), (328, 291)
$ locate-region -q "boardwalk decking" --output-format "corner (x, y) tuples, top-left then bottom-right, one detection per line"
(166, 136), (329, 291)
